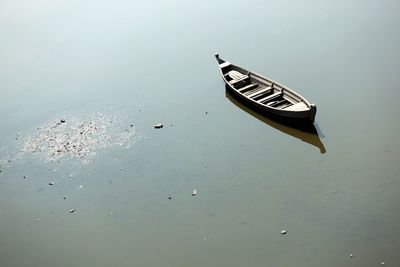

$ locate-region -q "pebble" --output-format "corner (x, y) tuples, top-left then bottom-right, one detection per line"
(69, 208), (75, 213)
(280, 230), (287, 235)
(192, 189), (198, 196)
(154, 123), (163, 129)
(49, 182), (55, 185)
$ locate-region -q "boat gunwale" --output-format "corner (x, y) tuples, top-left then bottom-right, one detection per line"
(219, 63), (312, 113)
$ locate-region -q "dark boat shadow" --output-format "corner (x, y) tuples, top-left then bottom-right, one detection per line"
(225, 89), (326, 154)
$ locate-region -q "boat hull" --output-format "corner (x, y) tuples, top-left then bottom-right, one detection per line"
(225, 83), (316, 122)
(215, 54), (316, 123)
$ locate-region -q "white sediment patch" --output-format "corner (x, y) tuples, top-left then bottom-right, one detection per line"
(15, 112), (139, 163)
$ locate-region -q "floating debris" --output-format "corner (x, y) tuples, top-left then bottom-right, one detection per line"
(280, 230), (287, 235)
(15, 112), (139, 163)
(192, 189), (198, 196)
(154, 123), (163, 129)
(69, 208), (75, 213)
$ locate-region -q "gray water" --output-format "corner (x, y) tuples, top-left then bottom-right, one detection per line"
(1, 0), (400, 266)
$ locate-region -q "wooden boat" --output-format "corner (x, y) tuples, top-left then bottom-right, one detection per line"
(215, 54), (317, 123)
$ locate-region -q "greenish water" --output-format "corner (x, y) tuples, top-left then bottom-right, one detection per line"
(1, 0), (400, 266)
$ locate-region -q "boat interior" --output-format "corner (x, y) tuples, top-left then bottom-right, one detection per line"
(223, 68), (309, 111)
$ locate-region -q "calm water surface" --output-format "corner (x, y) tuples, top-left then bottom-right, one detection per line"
(1, 0), (400, 266)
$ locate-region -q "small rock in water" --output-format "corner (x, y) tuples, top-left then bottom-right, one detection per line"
(60, 119), (66, 123)
(154, 123), (163, 129)
(49, 182), (55, 185)
(280, 230), (287, 235)
(192, 189), (198, 196)
(69, 208), (75, 213)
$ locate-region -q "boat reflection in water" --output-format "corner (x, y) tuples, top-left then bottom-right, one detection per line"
(225, 88), (326, 154)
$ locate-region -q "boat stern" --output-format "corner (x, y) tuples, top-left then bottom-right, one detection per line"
(309, 103), (317, 123)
